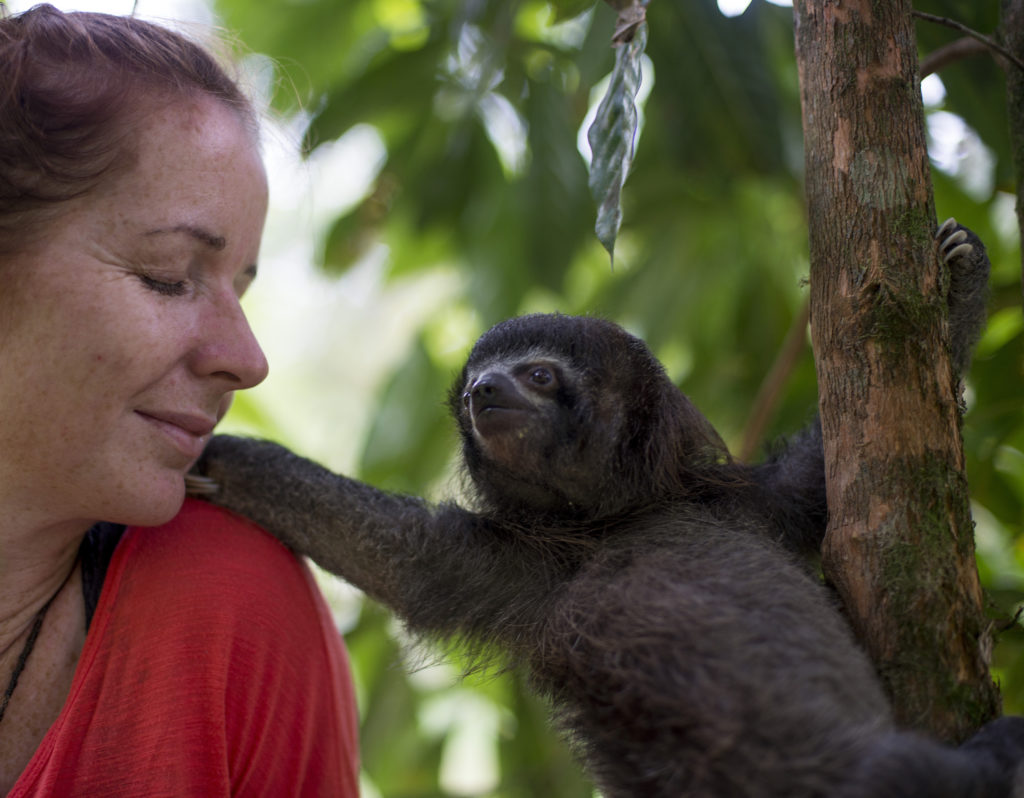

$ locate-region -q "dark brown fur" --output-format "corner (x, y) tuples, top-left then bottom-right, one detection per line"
(197, 223), (1023, 797)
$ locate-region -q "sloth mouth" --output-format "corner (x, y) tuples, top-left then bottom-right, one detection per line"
(472, 403), (530, 437)
(466, 372), (534, 438)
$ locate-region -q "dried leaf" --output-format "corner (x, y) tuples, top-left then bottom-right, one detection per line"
(612, 4), (647, 45)
(586, 20), (648, 262)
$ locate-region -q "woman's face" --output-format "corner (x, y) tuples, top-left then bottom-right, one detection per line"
(0, 97), (269, 530)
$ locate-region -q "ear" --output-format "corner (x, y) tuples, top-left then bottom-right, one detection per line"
(632, 385), (729, 485)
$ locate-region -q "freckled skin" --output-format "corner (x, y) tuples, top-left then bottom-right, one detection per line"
(0, 98), (269, 531)
(0, 96), (270, 792)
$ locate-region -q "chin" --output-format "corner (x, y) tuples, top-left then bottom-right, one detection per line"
(110, 476), (188, 528)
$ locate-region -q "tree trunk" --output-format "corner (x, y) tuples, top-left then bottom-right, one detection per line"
(792, 0), (1000, 741)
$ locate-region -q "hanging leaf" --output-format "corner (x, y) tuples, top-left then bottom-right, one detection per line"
(607, 0), (647, 45)
(586, 14), (647, 261)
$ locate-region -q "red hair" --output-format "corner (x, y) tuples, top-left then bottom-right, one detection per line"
(0, 4), (256, 253)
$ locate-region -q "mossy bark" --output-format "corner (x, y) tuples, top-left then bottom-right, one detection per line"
(792, 0), (1000, 741)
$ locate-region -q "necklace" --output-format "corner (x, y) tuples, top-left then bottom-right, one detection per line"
(0, 560), (77, 726)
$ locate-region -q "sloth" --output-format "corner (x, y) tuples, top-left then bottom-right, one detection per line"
(197, 220), (1024, 797)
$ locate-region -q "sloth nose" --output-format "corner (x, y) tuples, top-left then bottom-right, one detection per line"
(472, 375), (497, 397)
(468, 372), (516, 411)
(471, 372), (512, 399)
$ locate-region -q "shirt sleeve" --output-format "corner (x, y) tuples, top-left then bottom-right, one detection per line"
(214, 509), (362, 797)
(11, 498), (361, 798)
(168, 500), (362, 797)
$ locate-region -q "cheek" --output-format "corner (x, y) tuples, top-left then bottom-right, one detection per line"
(216, 393), (234, 422)
(91, 295), (193, 368)
(61, 325), (152, 396)
(33, 305), (189, 431)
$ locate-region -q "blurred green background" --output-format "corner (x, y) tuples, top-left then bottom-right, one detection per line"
(17, 0), (1024, 794)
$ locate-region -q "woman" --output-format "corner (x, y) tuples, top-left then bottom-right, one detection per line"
(0, 5), (359, 795)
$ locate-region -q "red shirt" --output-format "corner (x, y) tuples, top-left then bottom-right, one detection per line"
(10, 499), (360, 797)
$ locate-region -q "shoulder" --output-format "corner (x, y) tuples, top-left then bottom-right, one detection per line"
(120, 498), (314, 609)
(108, 498), (341, 668)
(127, 496), (300, 574)
(75, 500), (360, 796)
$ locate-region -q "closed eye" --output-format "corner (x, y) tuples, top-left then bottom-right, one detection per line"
(139, 274), (188, 296)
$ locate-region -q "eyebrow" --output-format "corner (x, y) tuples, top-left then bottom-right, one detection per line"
(144, 224), (227, 251)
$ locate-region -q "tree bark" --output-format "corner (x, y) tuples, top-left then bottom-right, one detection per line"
(792, 0), (1000, 740)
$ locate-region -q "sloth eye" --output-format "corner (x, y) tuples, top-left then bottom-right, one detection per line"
(529, 367), (554, 386)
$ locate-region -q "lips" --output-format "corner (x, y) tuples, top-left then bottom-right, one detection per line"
(471, 404), (531, 438)
(137, 410), (216, 462)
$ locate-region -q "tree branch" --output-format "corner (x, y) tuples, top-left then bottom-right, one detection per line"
(913, 10), (1024, 75)
(739, 298), (810, 462)
(920, 37), (990, 79)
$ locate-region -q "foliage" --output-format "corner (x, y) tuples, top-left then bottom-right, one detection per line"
(214, 0), (1024, 793)
(586, 2), (647, 259)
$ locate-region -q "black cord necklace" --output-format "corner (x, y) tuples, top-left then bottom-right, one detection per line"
(0, 560), (77, 726)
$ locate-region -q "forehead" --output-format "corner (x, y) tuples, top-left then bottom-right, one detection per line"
(466, 345), (557, 370)
(460, 346), (584, 390)
(123, 96), (264, 186)
(461, 347), (553, 384)
(84, 97), (266, 239)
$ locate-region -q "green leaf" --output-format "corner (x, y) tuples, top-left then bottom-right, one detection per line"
(586, 21), (647, 261)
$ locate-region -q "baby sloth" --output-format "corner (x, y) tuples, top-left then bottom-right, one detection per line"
(198, 221), (1024, 797)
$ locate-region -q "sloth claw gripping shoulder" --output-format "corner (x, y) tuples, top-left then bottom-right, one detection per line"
(195, 435), (552, 642)
(195, 434), (433, 600)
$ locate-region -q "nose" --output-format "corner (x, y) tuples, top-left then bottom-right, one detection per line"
(193, 293), (269, 390)
(471, 372), (512, 399)
(471, 375), (497, 399)
(467, 372), (517, 411)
